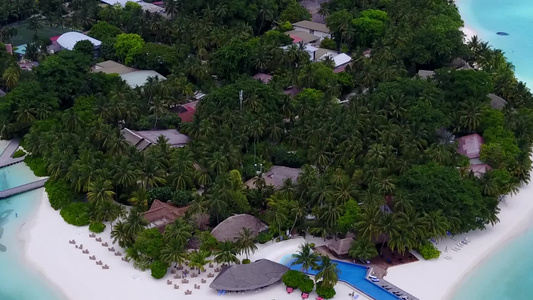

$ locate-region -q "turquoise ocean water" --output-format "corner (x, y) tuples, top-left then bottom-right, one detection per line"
(452, 1), (533, 299)
(456, 0), (533, 87)
(0, 164), (64, 300)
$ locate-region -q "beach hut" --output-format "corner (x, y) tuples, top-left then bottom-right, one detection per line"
(209, 259), (289, 292)
(143, 200), (189, 232)
(211, 214), (269, 242)
(327, 237), (354, 258)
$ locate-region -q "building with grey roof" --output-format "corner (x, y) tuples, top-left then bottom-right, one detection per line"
(245, 166), (302, 189)
(211, 214), (268, 242)
(122, 128), (190, 151)
(292, 20), (331, 41)
(209, 259), (289, 292)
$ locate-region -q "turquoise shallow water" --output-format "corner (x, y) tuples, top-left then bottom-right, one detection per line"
(0, 164), (64, 300)
(456, 0), (533, 87)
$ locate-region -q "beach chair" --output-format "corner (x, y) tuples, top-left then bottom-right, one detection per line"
(174, 284), (179, 289)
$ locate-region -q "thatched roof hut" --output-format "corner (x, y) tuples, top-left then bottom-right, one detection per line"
(209, 259), (288, 291)
(143, 200), (189, 232)
(327, 237), (354, 257)
(211, 214), (268, 242)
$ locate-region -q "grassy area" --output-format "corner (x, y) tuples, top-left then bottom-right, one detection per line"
(11, 20), (72, 46)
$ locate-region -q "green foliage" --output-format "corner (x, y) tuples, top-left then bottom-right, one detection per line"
(60, 202), (91, 226)
(211, 39), (253, 81)
(73, 40), (95, 57)
(337, 199), (360, 234)
(418, 242), (441, 260)
(148, 187), (174, 202)
(88, 21), (122, 41)
(256, 232), (273, 244)
(242, 258), (251, 264)
(316, 286), (336, 299)
(300, 277), (314, 293)
(25, 155), (48, 176)
(280, 0), (311, 23)
(348, 239), (378, 261)
(150, 260), (169, 279)
(134, 228), (164, 260)
(320, 38), (336, 50)
(133, 43), (184, 75)
(171, 190), (192, 207)
(12, 149), (26, 158)
(89, 221), (106, 233)
(198, 231), (220, 251)
(114, 33), (145, 66)
(45, 179), (79, 210)
(352, 10), (388, 47)
(278, 21), (293, 32)
(282, 270), (307, 288)
(273, 146), (306, 168)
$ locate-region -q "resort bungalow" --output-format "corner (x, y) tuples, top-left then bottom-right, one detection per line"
(143, 200), (189, 232)
(292, 20), (332, 41)
(457, 133), (491, 177)
(122, 128), (190, 151)
(57, 32), (102, 57)
(209, 259), (289, 292)
(211, 214), (269, 242)
(327, 237), (354, 258)
(244, 166), (302, 189)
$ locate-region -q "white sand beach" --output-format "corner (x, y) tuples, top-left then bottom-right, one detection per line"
(21, 190), (369, 300)
(385, 177), (533, 300)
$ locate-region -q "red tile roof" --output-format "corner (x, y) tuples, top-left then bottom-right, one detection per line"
(5, 44), (13, 55)
(290, 35), (303, 43)
(178, 108), (196, 123)
(457, 133), (484, 159)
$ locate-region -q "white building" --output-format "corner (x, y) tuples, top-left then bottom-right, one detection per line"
(56, 32), (101, 56)
(292, 20), (332, 41)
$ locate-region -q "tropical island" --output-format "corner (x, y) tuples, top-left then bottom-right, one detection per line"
(1, 0), (532, 299)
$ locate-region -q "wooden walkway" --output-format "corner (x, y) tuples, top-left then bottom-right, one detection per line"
(0, 139), (25, 168)
(0, 178), (48, 199)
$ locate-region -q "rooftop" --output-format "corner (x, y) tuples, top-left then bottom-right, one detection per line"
(292, 20), (330, 34)
(93, 60), (137, 75)
(211, 214), (269, 242)
(328, 237), (354, 257)
(468, 164), (491, 178)
(57, 32), (102, 51)
(120, 70), (166, 88)
(122, 128), (190, 150)
(285, 30), (321, 44)
(144, 200), (189, 232)
(209, 259), (289, 291)
(253, 73), (273, 84)
(245, 166), (302, 189)
(332, 53), (352, 67)
(457, 133), (484, 159)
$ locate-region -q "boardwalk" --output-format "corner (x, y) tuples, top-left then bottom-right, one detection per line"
(0, 178), (48, 199)
(0, 139), (25, 168)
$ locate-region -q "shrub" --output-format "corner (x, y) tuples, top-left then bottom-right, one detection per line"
(242, 258), (251, 264)
(282, 270), (307, 288)
(256, 232), (273, 244)
(150, 260), (169, 279)
(316, 286), (336, 299)
(278, 21), (293, 32)
(89, 222), (106, 233)
(12, 149), (26, 158)
(299, 278), (314, 293)
(73, 40), (95, 56)
(170, 190), (192, 207)
(418, 242), (441, 260)
(148, 187), (173, 202)
(24, 155), (47, 176)
(60, 202), (91, 226)
(45, 179), (79, 210)
(273, 146), (306, 168)
(320, 38), (336, 50)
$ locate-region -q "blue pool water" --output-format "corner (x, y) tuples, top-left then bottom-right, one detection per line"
(0, 163), (64, 300)
(282, 255), (399, 300)
(456, 0), (533, 87)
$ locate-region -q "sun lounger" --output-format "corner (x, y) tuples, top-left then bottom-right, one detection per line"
(174, 284), (179, 289)
(371, 278), (379, 282)
(201, 279), (206, 283)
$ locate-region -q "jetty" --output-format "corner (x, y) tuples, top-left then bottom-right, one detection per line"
(0, 178), (48, 199)
(0, 139), (25, 168)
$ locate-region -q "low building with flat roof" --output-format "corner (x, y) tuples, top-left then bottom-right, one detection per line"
(57, 32), (101, 51)
(285, 30), (321, 44)
(122, 128), (190, 151)
(93, 60), (137, 75)
(292, 20), (331, 40)
(120, 70), (166, 88)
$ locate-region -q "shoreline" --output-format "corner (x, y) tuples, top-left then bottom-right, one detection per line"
(385, 175), (533, 300)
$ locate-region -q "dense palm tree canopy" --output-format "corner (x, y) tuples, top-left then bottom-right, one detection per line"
(2, 0), (533, 282)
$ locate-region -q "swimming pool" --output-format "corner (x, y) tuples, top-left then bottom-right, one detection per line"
(282, 255), (399, 300)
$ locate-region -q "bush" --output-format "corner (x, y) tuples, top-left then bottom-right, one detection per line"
(60, 202), (91, 226)
(418, 242), (441, 260)
(148, 187), (173, 202)
(12, 149), (26, 158)
(24, 155), (47, 176)
(45, 179), (79, 210)
(320, 38), (336, 50)
(273, 146), (306, 168)
(278, 21), (293, 32)
(242, 258), (251, 264)
(300, 278), (314, 293)
(150, 260), (169, 279)
(256, 232), (273, 244)
(170, 190), (192, 207)
(316, 286), (336, 299)
(89, 222), (106, 233)
(282, 270), (307, 288)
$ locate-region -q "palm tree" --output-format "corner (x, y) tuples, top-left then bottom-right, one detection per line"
(87, 177), (115, 206)
(111, 221), (134, 248)
(164, 220), (192, 245)
(125, 209), (148, 238)
(291, 243), (320, 273)
(161, 240), (188, 268)
(348, 239), (378, 262)
(236, 228), (257, 259)
(2, 66), (21, 91)
(314, 255), (339, 289)
(188, 250), (212, 273)
(214, 241), (240, 265)
(129, 187), (149, 209)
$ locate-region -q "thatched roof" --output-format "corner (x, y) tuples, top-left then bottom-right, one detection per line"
(488, 93), (507, 110)
(244, 166), (302, 189)
(328, 237), (354, 256)
(209, 259), (288, 291)
(211, 214), (268, 242)
(143, 200), (189, 232)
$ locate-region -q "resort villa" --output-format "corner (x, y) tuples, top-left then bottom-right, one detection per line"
(211, 214), (269, 242)
(209, 259), (289, 292)
(244, 165), (302, 189)
(121, 128), (190, 151)
(457, 133), (491, 177)
(92, 60), (167, 88)
(143, 200), (189, 232)
(292, 20), (332, 41)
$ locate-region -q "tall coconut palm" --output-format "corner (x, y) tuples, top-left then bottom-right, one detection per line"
(214, 241), (240, 265)
(236, 227), (257, 259)
(348, 239), (378, 262)
(87, 177), (115, 206)
(161, 240), (188, 268)
(125, 209), (148, 238)
(188, 250), (211, 273)
(164, 220), (192, 245)
(314, 255), (339, 289)
(291, 243), (320, 273)
(111, 221), (134, 248)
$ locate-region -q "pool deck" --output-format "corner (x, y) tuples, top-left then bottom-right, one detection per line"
(366, 268), (420, 300)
